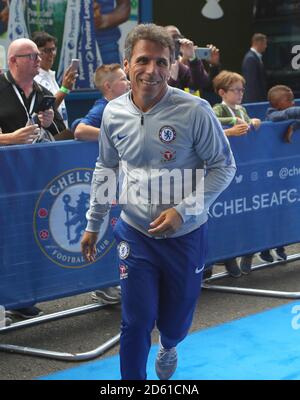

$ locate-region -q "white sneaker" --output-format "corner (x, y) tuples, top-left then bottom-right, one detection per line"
(155, 341), (177, 380)
(91, 286), (121, 305)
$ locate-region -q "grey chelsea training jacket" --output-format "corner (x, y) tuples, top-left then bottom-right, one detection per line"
(86, 86), (236, 238)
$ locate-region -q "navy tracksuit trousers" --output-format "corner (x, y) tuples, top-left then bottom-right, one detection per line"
(114, 218), (207, 380)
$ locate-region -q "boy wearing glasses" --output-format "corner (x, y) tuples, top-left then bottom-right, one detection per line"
(208, 70), (261, 277)
(212, 70), (261, 136)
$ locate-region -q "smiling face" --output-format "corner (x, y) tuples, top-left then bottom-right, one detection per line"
(38, 40), (57, 71)
(124, 39), (171, 112)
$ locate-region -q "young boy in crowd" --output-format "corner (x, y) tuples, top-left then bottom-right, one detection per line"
(207, 71), (261, 277)
(266, 84), (300, 143)
(254, 84), (298, 263)
(213, 70), (261, 137)
(72, 63), (130, 141)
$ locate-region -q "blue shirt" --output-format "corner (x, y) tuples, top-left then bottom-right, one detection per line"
(266, 106), (300, 130)
(81, 98), (109, 128)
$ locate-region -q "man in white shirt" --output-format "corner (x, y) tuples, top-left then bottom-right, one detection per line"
(32, 31), (77, 127)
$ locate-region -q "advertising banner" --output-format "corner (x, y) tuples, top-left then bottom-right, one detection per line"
(207, 121), (300, 263)
(0, 0), (139, 88)
(1, 121), (300, 309)
(0, 141), (120, 309)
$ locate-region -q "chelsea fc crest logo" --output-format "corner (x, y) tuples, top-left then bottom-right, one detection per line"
(33, 168), (118, 269)
(159, 126), (176, 143)
(118, 241), (130, 260)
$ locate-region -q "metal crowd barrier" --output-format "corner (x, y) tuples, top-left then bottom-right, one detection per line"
(203, 253), (300, 298)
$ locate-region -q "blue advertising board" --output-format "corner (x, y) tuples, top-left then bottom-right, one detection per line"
(1, 120), (300, 309)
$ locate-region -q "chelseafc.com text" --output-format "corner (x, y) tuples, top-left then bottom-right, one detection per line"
(211, 188), (298, 218)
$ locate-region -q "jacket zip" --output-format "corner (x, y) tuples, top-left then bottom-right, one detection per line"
(140, 113), (152, 218)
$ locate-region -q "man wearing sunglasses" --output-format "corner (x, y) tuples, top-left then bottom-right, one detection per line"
(0, 38), (66, 149)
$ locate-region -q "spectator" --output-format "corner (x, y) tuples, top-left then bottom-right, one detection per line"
(32, 31), (77, 128)
(74, 63), (129, 141)
(213, 70), (261, 136)
(212, 70), (261, 276)
(0, 38), (65, 148)
(1, 38), (65, 319)
(165, 25), (221, 100)
(75, 63), (129, 306)
(242, 33), (268, 103)
(254, 84), (300, 263)
(81, 23), (235, 380)
(266, 84), (300, 143)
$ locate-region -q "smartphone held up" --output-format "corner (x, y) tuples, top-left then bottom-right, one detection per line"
(70, 58), (80, 73)
(194, 47), (212, 61)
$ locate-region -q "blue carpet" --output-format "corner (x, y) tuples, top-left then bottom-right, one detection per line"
(41, 301), (300, 380)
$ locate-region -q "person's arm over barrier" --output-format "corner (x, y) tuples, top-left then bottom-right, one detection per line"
(266, 106), (300, 122)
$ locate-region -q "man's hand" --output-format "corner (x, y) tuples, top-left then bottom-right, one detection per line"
(206, 44), (220, 65)
(62, 65), (78, 91)
(179, 38), (196, 61)
(148, 208), (183, 237)
(38, 108), (54, 128)
(8, 125), (39, 144)
(81, 231), (98, 262)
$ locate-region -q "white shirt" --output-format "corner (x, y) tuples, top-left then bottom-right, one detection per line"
(34, 68), (68, 127)
(250, 47), (263, 63)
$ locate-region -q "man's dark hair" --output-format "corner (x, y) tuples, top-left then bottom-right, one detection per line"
(268, 85), (293, 108)
(124, 23), (175, 64)
(251, 33), (267, 45)
(31, 31), (57, 48)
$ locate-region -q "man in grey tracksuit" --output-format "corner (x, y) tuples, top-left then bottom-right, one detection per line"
(81, 23), (236, 380)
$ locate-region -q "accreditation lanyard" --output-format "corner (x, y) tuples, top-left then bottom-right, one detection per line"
(222, 101), (245, 122)
(12, 84), (36, 123)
